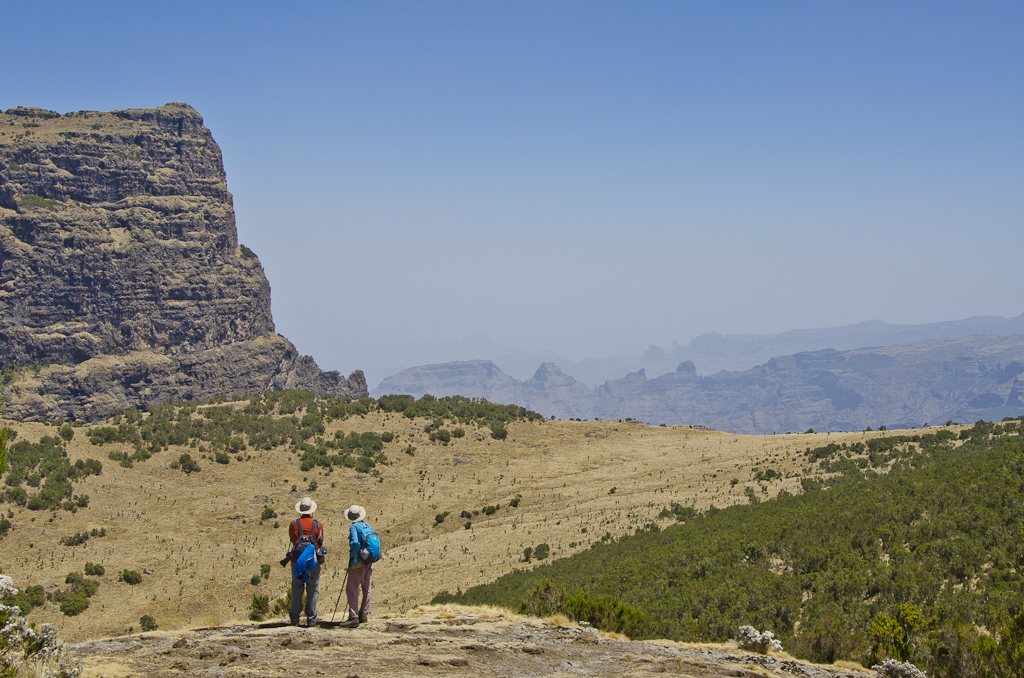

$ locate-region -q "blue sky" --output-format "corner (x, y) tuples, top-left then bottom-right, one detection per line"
(5, 1), (1023, 385)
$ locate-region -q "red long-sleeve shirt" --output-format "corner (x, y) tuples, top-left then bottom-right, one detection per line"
(289, 516), (324, 548)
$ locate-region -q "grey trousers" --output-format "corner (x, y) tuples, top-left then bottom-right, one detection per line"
(290, 563), (320, 625)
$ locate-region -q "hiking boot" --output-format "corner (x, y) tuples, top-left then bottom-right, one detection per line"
(358, 612), (368, 624)
(338, 617), (359, 628)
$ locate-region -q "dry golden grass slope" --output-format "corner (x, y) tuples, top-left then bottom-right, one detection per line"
(0, 406), (962, 643)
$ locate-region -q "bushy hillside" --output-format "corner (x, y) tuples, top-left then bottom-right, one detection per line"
(434, 419), (1024, 677)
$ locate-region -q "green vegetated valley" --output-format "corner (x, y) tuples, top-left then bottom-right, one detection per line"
(5, 386), (1024, 678)
(434, 420), (1024, 677)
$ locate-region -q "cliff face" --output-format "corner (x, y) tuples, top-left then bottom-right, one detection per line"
(0, 103), (366, 420)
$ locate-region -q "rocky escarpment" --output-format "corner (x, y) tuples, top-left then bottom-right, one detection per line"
(0, 104), (365, 420)
(375, 335), (1024, 433)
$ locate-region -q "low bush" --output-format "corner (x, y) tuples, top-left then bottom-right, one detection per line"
(177, 454), (200, 473)
(119, 570), (142, 586)
(873, 659), (927, 678)
(737, 625), (783, 654)
(59, 589), (89, 616)
(61, 532), (90, 547)
(250, 594), (270, 621)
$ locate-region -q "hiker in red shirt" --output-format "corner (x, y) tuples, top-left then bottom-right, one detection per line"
(285, 496), (324, 626)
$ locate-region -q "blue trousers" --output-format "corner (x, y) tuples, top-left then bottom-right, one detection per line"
(290, 563), (320, 625)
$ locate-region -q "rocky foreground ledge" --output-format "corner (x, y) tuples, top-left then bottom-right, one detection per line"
(68, 606), (870, 678)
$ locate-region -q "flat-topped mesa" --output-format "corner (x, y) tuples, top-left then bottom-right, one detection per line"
(0, 103), (366, 420)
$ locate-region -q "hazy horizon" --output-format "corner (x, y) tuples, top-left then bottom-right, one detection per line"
(362, 311), (1024, 390)
(5, 1), (1022, 388)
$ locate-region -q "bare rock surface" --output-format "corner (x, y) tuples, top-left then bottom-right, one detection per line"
(67, 607), (870, 678)
(0, 104), (366, 420)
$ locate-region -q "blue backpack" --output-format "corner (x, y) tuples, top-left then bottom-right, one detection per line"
(292, 519), (320, 583)
(354, 521), (381, 564)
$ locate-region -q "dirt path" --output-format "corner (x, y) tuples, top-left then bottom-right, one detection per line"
(69, 606), (871, 678)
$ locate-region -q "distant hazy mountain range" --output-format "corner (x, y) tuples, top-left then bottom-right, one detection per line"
(487, 313), (1024, 385)
(374, 330), (1024, 434)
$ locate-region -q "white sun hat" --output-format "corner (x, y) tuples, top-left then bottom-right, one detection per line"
(295, 497), (317, 515)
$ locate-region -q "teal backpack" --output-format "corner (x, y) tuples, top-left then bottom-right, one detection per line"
(354, 521), (381, 564)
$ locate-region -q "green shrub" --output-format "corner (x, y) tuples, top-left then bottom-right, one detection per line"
(519, 580), (563, 617)
(214, 451), (230, 464)
(140, 614), (158, 631)
(20, 194), (56, 210)
(5, 487), (27, 506)
(250, 594), (270, 621)
(534, 543), (550, 560)
(25, 585), (45, 608)
(250, 574), (262, 585)
(260, 564), (271, 579)
(435, 511), (450, 525)
(84, 562), (104, 576)
(120, 570), (142, 586)
(562, 592), (647, 638)
(490, 425), (508, 440)
(6, 591), (33, 615)
(239, 244), (258, 260)
(261, 507), (277, 521)
(452, 427), (465, 438)
(59, 589), (89, 616)
(61, 532), (90, 547)
(178, 453), (200, 473)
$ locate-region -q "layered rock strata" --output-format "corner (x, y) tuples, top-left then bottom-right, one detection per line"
(0, 103), (365, 420)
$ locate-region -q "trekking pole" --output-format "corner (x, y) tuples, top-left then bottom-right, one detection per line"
(331, 567), (350, 623)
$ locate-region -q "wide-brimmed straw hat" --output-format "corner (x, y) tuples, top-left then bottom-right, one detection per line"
(295, 497), (317, 515)
(346, 505), (367, 522)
